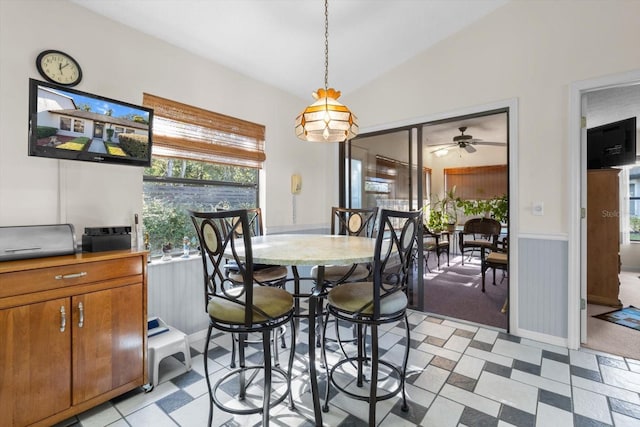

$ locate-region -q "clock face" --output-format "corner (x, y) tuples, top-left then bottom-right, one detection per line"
(36, 50), (82, 86)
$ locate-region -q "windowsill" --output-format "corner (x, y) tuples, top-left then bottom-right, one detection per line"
(147, 253), (201, 267)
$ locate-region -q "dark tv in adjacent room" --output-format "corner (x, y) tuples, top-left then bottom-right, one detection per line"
(587, 117), (637, 169)
(28, 78), (153, 167)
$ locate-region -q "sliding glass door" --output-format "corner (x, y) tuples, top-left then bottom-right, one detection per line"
(340, 109), (510, 329)
(342, 128), (426, 310)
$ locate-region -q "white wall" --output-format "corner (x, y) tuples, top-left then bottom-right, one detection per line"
(0, 0), (334, 239)
(346, 0), (640, 343)
(349, 0), (640, 236)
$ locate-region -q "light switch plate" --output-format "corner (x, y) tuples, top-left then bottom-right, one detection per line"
(532, 202), (544, 216)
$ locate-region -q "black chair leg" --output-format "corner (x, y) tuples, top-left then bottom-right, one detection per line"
(316, 298), (324, 348)
(369, 323), (378, 427)
(262, 329), (272, 427)
(357, 324), (365, 387)
(424, 251), (432, 273)
(203, 325), (214, 427)
(230, 333), (237, 369)
(287, 317), (297, 410)
(401, 315), (410, 412)
(321, 310), (331, 412)
(280, 326), (287, 348)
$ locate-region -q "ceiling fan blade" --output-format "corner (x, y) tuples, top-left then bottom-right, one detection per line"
(474, 141), (507, 146)
(429, 143), (456, 153)
(464, 145), (477, 153)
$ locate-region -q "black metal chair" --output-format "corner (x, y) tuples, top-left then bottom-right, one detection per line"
(481, 235), (508, 292)
(310, 206), (378, 285)
(423, 227), (450, 272)
(322, 208), (422, 426)
(310, 207), (378, 349)
(221, 207), (289, 288)
(190, 209), (296, 427)
(219, 207), (290, 364)
(458, 217), (501, 265)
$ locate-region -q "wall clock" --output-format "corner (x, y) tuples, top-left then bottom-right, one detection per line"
(36, 50), (82, 87)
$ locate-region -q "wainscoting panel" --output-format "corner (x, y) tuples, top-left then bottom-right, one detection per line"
(518, 237), (569, 338)
(147, 257), (209, 335)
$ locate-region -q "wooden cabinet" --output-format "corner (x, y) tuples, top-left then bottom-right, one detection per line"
(0, 298), (71, 426)
(0, 250), (147, 427)
(587, 168), (622, 307)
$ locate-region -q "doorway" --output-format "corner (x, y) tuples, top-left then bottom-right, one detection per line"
(341, 100), (518, 330)
(93, 122), (104, 139)
(568, 69), (640, 358)
(577, 81), (640, 359)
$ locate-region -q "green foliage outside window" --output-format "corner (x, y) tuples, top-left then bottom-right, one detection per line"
(142, 157), (258, 257)
(631, 216), (640, 241)
(145, 158), (257, 183)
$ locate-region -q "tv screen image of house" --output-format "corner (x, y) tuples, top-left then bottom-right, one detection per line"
(28, 79), (153, 167)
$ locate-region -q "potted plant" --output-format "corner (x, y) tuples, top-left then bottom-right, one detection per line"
(488, 194), (508, 224)
(426, 186), (460, 233)
(426, 205), (445, 232)
(458, 194), (508, 224)
(440, 186), (459, 231)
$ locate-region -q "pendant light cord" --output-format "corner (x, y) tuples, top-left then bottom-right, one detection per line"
(324, 0), (329, 93)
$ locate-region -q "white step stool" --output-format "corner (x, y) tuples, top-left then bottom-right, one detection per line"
(147, 317), (192, 387)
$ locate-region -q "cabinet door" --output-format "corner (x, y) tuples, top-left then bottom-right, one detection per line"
(0, 298), (71, 426)
(72, 283), (143, 405)
(587, 169), (621, 306)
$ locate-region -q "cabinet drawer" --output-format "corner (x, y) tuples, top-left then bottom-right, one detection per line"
(0, 257), (142, 298)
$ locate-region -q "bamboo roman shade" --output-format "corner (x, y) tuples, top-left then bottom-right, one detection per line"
(143, 93), (266, 169)
(444, 165), (507, 200)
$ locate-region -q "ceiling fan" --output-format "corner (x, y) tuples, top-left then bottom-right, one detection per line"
(429, 126), (507, 155)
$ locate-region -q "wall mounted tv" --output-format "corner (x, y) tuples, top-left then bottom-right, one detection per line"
(28, 78), (153, 167)
(587, 117), (637, 169)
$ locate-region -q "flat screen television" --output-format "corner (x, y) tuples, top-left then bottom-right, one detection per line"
(587, 117), (637, 169)
(28, 78), (153, 167)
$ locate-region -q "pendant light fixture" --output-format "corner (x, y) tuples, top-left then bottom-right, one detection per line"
(295, 0), (358, 143)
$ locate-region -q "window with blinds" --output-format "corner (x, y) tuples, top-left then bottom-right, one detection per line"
(141, 94), (261, 259)
(143, 93), (266, 169)
(444, 165), (507, 200)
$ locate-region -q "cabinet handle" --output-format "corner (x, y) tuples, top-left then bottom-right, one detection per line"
(54, 272), (88, 280)
(60, 306), (66, 332)
(78, 302), (84, 328)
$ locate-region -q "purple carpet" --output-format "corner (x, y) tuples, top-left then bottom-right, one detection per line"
(417, 255), (508, 329)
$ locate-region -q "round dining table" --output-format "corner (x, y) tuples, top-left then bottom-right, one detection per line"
(227, 233), (377, 426)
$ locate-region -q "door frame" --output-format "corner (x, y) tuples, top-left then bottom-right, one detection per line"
(348, 97), (519, 329)
(567, 69), (640, 349)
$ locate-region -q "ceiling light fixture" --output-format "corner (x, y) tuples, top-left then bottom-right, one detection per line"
(295, 0), (358, 143)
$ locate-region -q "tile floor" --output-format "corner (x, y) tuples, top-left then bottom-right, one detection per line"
(58, 311), (640, 427)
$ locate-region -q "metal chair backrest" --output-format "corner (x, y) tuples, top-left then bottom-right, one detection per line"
(218, 207), (264, 238)
(369, 209), (422, 319)
(331, 207), (378, 237)
(462, 217), (501, 239)
(190, 209), (260, 327)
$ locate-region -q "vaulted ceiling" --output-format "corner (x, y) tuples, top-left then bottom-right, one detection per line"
(71, 0), (509, 100)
